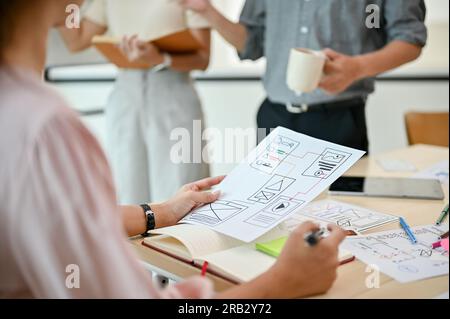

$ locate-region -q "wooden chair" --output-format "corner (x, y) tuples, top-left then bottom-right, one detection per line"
(405, 112), (449, 147)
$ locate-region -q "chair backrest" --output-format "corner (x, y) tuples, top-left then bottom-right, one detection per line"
(405, 112), (449, 147)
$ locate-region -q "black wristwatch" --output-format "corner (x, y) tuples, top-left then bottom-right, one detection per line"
(140, 204), (155, 237)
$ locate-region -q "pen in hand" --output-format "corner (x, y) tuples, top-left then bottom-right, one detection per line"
(304, 228), (326, 246)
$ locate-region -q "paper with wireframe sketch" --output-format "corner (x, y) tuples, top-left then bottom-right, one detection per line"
(182, 127), (365, 242)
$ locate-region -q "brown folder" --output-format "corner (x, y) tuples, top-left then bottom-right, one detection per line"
(92, 29), (202, 69)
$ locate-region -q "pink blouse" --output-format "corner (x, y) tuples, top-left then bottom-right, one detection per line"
(0, 67), (213, 298)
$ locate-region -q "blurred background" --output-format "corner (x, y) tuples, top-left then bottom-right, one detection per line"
(45, 0), (449, 176)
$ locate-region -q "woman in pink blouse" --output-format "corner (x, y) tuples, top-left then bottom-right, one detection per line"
(0, 0), (345, 299)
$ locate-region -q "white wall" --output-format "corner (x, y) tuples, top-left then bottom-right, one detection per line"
(55, 77), (448, 177)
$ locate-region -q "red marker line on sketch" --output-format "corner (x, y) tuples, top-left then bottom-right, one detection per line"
(289, 152), (322, 160)
(289, 178), (323, 200)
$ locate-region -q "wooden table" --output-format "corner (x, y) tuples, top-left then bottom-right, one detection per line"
(130, 145), (449, 298)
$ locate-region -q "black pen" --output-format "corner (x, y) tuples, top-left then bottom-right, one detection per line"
(304, 228), (326, 246)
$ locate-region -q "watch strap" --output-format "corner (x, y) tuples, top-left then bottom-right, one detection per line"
(140, 204), (155, 237)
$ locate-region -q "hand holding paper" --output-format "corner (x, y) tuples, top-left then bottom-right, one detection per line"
(183, 127), (365, 242)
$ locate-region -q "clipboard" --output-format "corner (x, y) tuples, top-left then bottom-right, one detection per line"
(92, 29), (203, 69)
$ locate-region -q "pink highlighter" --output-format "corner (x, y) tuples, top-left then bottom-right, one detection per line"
(432, 238), (449, 252)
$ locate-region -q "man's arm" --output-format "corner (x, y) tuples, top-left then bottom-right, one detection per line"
(58, 19), (107, 52)
(356, 40), (422, 78)
(179, 0), (248, 53)
(319, 41), (423, 95)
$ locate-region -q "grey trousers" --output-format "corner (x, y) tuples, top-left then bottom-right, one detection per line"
(105, 69), (209, 204)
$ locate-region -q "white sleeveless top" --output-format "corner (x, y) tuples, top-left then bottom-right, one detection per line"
(84, 0), (210, 40)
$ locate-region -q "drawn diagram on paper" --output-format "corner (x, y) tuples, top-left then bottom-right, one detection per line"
(341, 225), (449, 283)
(296, 200), (398, 232)
(182, 127), (366, 242)
(245, 196), (305, 228)
(248, 175), (296, 204)
(302, 148), (352, 179)
(250, 135), (300, 174)
(185, 201), (248, 226)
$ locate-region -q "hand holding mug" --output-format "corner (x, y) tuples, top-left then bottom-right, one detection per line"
(318, 48), (365, 95)
(286, 48), (327, 94)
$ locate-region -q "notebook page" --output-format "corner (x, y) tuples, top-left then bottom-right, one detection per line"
(144, 235), (192, 260)
(203, 245), (353, 283)
(149, 224), (242, 259)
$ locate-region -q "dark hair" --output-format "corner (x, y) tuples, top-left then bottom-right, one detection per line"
(0, 1), (27, 64)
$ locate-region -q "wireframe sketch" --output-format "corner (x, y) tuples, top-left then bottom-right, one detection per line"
(342, 225), (449, 283)
(302, 148), (352, 179)
(185, 201), (248, 226)
(298, 200), (398, 232)
(245, 196), (305, 228)
(183, 127), (366, 242)
(248, 175), (296, 204)
(251, 135), (300, 174)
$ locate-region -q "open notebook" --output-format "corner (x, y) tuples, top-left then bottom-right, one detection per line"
(92, 29), (202, 69)
(143, 223), (354, 284)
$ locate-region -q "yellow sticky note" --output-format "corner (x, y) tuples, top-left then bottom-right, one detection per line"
(255, 237), (288, 257)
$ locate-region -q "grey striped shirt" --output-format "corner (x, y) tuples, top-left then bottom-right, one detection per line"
(239, 0), (427, 105)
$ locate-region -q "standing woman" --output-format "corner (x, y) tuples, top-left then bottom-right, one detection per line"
(59, 0), (211, 204)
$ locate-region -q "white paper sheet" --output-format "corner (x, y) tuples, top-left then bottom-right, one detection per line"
(434, 291), (449, 299)
(341, 225), (449, 283)
(376, 158), (417, 172)
(182, 127), (365, 242)
(414, 160), (449, 186)
(294, 200), (399, 232)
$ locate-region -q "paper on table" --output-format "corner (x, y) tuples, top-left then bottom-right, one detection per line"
(414, 160), (449, 186)
(294, 200), (399, 233)
(434, 291), (449, 299)
(377, 158), (417, 172)
(441, 238), (449, 252)
(182, 127), (365, 242)
(341, 225), (449, 283)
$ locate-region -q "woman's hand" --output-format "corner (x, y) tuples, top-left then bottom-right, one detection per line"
(152, 176), (226, 228)
(118, 34), (164, 67)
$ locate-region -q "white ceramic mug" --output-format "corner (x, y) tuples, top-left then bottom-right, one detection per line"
(286, 48), (327, 94)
